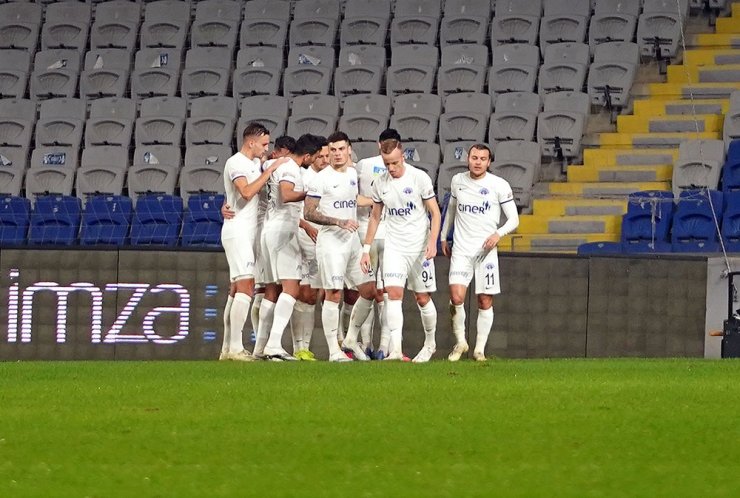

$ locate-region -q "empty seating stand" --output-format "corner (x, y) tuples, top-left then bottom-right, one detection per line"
(621, 190), (675, 253)
(671, 189), (723, 252)
(130, 194), (184, 246)
(181, 194), (225, 246)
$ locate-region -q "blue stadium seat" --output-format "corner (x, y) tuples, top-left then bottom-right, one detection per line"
(671, 189), (723, 253)
(577, 241), (623, 255)
(721, 191), (740, 253)
(29, 195), (81, 246)
(0, 196), (31, 245)
(130, 194), (183, 246)
(722, 140), (740, 195)
(80, 195), (133, 246)
(621, 190), (674, 253)
(181, 194), (224, 247)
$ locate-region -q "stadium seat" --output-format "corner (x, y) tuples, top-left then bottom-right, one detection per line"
(131, 48), (183, 99)
(76, 146), (129, 200)
(90, 0), (142, 52)
(130, 194), (183, 246)
(386, 45), (439, 96)
(490, 140), (541, 209)
(139, 0), (191, 50)
(589, 0), (640, 51)
(496, 0), (542, 16)
(538, 42), (589, 96)
(537, 91), (590, 161)
(0, 50), (31, 99)
(437, 161), (469, 204)
(135, 96), (187, 147)
(671, 189), (723, 252)
(29, 146), (80, 172)
(587, 42), (639, 111)
(238, 95), (289, 138)
(672, 139), (725, 198)
(290, 0), (340, 47)
(35, 98), (86, 150)
(80, 195), (133, 245)
(191, 0), (241, 50)
(437, 44), (489, 95)
(577, 241), (623, 255)
(28, 195), (81, 246)
(390, 0), (442, 46)
(390, 94), (442, 143)
(724, 91), (740, 147)
(127, 163), (179, 207)
(539, 0), (590, 55)
(440, 0), (492, 46)
(287, 95), (339, 138)
(133, 144), (182, 172)
(25, 166), (76, 202)
(0, 99), (36, 150)
(621, 190), (675, 253)
(340, 0), (391, 46)
(183, 145), (231, 181)
(181, 47), (233, 99)
(181, 194), (225, 246)
(334, 45), (385, 98)
(40, 2), (92, 55)
(722, 141), (740, 194)
(722, 191), (740, 252)
(79, 48), (132, 100)
(488, 43), (540, 105)
(233, 47), (284, 98)
(0, 2), (42, 52)
(240, 0), (289, 48)
(637, 0), (690, 60)
(85, 97), (136, 148)
(404, 141), (442, 175)
(283, 46), (335, 98)
(30, 49), (81, 100)
(0, 163), (23, 198)
(185, 96), (238, 147)
(339, 94), (391, 143)
(180, 163), (225, 205)
(0, 195), (30, 245)
(488, 91), (540, 145)
(490, 7), (541, 47)
(438, 92), (490, 145)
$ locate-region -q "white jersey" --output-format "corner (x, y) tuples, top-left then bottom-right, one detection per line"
(256, 162), (269, 224)
(371, 163), (435, 255)
(450, 172), (515, 257)
(355, 154), (387, 239)
(300, 166), (320, 229)
(306, 166), (359, 244)
(221, 152), (261, 240)
(264, 157), (303, 230)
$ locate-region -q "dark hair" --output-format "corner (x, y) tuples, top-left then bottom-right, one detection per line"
(242, 122), (269, 140)
(274, 135), (296, 153)
(294, 134), (322, 156)
(315, 135), (329, 148)
(379, 128), (401, 142)
(468, 143), (492, 160)
(327, 131), (351, 146)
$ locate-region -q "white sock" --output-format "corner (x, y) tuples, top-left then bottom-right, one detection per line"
(450, 302), (466, 344)
(251, 293), (264, 334)
(386, 299), (404, 356)
(345, 297), (374, 344)
(321, 300), (342, 355)
(417, 300), (437, 349)
(291, 300), (313, 352)
(475, 307), (494, 354)
(228, 293), (251, 353)
(302, 302), (315, 351)
(339, 302), (353, 342)
(221, 294), (233, 353)
(359, 302), (375, 351)
(266, 293), (296, 350)
(378, 294), (390, 354)
(253, 298), (275, 356)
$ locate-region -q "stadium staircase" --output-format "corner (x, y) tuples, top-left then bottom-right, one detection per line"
(500, 2), (740, 253)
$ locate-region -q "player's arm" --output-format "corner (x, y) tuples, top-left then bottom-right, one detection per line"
(233, 158), (285, 202)
(304, 196), (358, 231)
(423, 197), (441, 260)
(360, 201), (383, 273)
(483, 198), (520, 250)
(440, 195), (457, 257)
(280, 180), (306, 203)
(299, 218), (318, 243)
(356, 194), (374, 207)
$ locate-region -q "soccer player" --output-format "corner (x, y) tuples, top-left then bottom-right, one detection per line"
(354, 129), (401, 359)
(304, 132), (378, 362)
(291, 136), (330, 360)
(220, 122), (284, 361)
(440, 144), (520, 361)
(359, 139), (441, 362)
(254, 134), (323, 361)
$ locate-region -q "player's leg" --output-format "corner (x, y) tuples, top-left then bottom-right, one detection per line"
(448, 252), (475, 361)
(315, 240), (354, 361)
(371, 239), (390, 359)
(358, 239), (381, 357)
(340, 241), (377, 360)
(293, 284), (317, 360)
(406, 256), (438, 363)
(220, 281), (236, 359)
(253, 231), (279, 358)
(472, 250), (501, 361)
(381, 248), (412, 361)
(221, 237), (256, 361)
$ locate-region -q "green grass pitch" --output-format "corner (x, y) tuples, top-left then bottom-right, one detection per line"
(2, 359), (740, 497)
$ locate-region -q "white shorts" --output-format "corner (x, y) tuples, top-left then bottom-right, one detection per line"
(260, 228), (302, 283)
(298, 230), (320, 288)
(382, 246), (436, 293)
(315, 232), (374, 290)
(449, 249), (501, 295)
(222, 234), (256, 282)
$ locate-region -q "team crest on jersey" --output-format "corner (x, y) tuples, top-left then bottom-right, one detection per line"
(485, 262), (495, 270)
(422, 259), (431, 268)
(403, 187), (413, 195)
(480, 188), (489, 195)
(350, 179), (357, 186)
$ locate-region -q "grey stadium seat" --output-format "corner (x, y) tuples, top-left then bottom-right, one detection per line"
(589, 0), (641, 51)
(30, 49), (81, 100)
(637, 0), (690, 59)
(85, 97), (136, 148)
(339, 94), (391, 143)
(291, 94), (339, 116)
(135, 96), (187, 147)
(283, 46), (335, 98)
(0, 2), (42, 52)
(490, 13), (541, 47)
(0, 166), (23, 197)
(130, 48), (183, 99)
(672, 139), (725, 197)
(390, 0), (443, 46)
(76, 146), (129, 198)
(334, 45), (386, 98)
(191, 0), (241, 50)
(437, 44), (489, 95)
(538, 42), (590, 96)
(539, 0), (591, 54)
(186, 97), (238, 147)
(495, 0), (542, 16)
(79, 49), (132, 100)
(340, 0), (392, 47)
(233, 47), (283, 98)
(35, 98), (86, 149)
(390, 94), (442, 143)
(127, 163), (179, 205)
(179, 163), (225, 204)
(440, 0), (492, 46)
(0, 146), (30, 175)
(438, 92), (491, 145)
(287, 95), (339, 139)
(403, 141), (442, 179)
(0, 99), (35, 150)
(181, 47), (233, 99)
(0, 50), (31, 99)
(488, 44), (540, 104)
(488, 91), (541, 145)
(290, 0), (340, 47)
(490, 140), (541, 209)
(244, 0), (291, 23)
(537, 91), (590, 160)
(387, 45), (439, 96)
(25, 166), (75, 200)
(30, 146), (80, 171)
(133, 144), (182, 170)
(437, 162), (470, 204)
(40, 2), (92, 55)
(90, 0), (142, 52)
(724, 94), (740, 147)
(240, 1), (289, 49)
(184, 144), (231, 171)
(588, 42), (639, 109)
(139, 0), (191, 50)
(239, 95), (289, 138)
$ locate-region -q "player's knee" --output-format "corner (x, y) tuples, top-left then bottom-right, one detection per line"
(415, 292), (431, 307)
(478, 295), (493, 310)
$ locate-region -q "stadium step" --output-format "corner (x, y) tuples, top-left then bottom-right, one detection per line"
(532, 198), (627, 216)
(596, 131), (720, 147)
(687, 33), (740, 48)
(632, 98), (729, 116)
(716, 14), (740, 34)
(583, 148), (678, 166)
(667, 64), (740, 83)
(567, 164), (673, 183)
(498, 233), (621, 253)
(547, 181), (671, 196)
(517, 214), (622, 235)
(636, 81), (739, 98)
(683, 49), (740, 66)
(616, 114), (723, 133)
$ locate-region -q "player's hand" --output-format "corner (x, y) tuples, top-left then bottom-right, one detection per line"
(360, 252), (371, 274)
(304, 224), (318, 243)
(221, 203), (235, 220)
(483, 232), (501, 250)
(337, 219), (359, 232)
(268, 157), (288, 171)
(425, 239), (437, 260)
(441, 240), (451, 257)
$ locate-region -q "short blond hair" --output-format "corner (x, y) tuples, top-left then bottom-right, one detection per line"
(379, 139), (402, 155)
